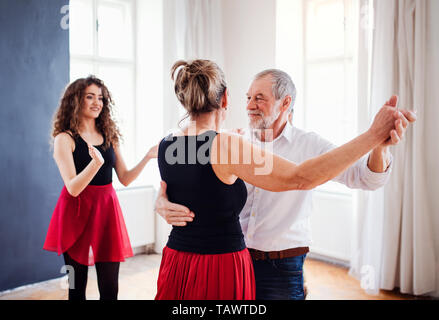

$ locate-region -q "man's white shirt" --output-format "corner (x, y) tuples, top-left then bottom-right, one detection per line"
(240, 121), (392, 252)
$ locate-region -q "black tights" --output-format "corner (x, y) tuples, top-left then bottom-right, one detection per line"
(63, 252), (120, 300)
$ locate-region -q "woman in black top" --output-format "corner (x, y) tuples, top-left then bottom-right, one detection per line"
(159, 130), (247, 255)
(44, 76), (157, 300)
(155, 59), (401, 300)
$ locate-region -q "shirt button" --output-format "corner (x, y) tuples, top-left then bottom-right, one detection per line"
(255, 189), (259, 194)
(251, 212), (255, 217)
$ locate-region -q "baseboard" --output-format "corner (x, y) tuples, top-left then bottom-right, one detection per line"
(307, 251), (350, 269)
(132, 244), (156, 256)
(0, 275), (66, 298)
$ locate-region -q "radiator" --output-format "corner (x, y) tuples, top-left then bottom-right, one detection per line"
(115, 186), (156, 249)
(309, 190), (353, 263)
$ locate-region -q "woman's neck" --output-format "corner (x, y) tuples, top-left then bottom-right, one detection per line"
(185, 112), (221, 135)
(79, 117), (98, 135)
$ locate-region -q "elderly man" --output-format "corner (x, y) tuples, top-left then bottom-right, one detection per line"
(155, 69), (416, 300)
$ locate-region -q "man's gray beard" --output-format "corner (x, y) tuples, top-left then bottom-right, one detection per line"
(248, 108), (281, 130)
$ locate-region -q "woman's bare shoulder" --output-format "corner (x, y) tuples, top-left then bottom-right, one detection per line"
(54, 131), (75, 151)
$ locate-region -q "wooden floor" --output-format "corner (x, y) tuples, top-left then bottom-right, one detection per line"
(0, 254), (422, 300)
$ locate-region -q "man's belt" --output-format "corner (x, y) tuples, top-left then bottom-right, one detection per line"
(248, 247), (309, 261)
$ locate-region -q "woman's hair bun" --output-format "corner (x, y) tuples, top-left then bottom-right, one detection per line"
(171, 59), (227, 117)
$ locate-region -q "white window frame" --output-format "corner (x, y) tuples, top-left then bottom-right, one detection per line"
(277, 0), (362, 262)
(304, 0), (358, 196)
(277, 0), (359, 197)
(70, 0), (137, 88)
(302, 0), (355, 127)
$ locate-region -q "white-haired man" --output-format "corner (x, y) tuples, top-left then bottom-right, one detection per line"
(155, 69), (416, 300)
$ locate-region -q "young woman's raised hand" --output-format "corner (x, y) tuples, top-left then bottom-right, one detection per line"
(88, 144), (105, 166)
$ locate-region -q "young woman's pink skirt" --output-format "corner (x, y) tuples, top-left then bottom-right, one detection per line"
(155, 246), (256, 300)
(43, 184), (133, 266)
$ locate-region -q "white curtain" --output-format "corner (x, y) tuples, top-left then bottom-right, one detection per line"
(350, 0), (437, 296)
(175, 0), (224, 66)
(174, 0), (225, 122)
(161, 0), (225, 130)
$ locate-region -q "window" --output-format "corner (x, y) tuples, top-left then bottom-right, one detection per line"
(277, 0), (358, 195)
(69, 0), (164, 188)
(277, 0), (361, 261)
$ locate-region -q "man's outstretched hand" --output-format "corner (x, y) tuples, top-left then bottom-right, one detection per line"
(368, 95), (417, 173)
(381, 95), (417, 147)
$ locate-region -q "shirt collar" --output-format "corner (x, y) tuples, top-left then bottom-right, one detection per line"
(279, 120), (295, 143)
(250, 120), (295, 144)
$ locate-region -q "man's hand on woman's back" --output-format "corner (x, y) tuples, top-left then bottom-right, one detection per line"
(155, 181), (195, 226)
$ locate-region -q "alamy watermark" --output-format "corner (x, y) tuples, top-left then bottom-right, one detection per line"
(60, 264), (75, 290)
(360, 3), (374, 32)
(60, 5), (69, 30)
(360, 265), (376, 291)
(163, 123), (274, 176)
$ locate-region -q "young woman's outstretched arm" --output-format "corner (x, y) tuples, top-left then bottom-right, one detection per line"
(114, 144), (158, 187)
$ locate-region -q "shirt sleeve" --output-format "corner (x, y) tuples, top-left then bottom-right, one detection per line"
(312, 133), (393, 191)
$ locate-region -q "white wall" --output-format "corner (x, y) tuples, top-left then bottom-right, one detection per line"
(425, 0), (439, 297)
(134, 0), (163, 190)
(221, 0), (277, 130)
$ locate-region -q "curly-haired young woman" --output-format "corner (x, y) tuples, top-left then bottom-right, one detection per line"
(43, 76), (157, 300)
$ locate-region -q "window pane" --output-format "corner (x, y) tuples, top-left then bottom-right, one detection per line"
(69, 0), (94, 56)
(306, 0), (345, 60)
(70, 60), (95, 81)
(97, 1), (133, 59)
(305, 62), (346, 145)
(305, 61), (356, 195)
(96, 64), (135, 165)
(343, 60), (356, 140)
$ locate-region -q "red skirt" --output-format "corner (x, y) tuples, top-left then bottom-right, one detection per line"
(43, 184), (133, 266)
(155, 246), (255, 300)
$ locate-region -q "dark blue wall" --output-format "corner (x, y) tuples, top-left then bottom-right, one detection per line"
(0, 0), (70, 291)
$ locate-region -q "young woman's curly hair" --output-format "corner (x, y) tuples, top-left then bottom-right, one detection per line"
(51, 75), (122, 150)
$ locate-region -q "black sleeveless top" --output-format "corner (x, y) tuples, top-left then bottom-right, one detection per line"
(70, 133), (116, 185)
(158, 131), (247, 254)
